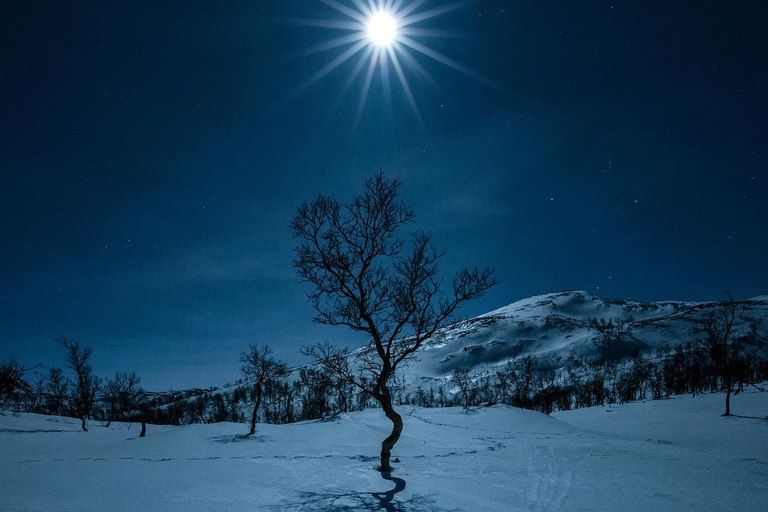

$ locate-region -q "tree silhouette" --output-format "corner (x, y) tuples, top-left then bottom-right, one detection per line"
(240, 344), (287, 436)
(696, 300), (764, 416)
(57, 336), (99, 431)
(294, 173), (497, 471)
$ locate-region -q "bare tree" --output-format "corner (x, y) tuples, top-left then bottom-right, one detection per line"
(498, 356), (536, 408)
(451, 368), (472, 409)
(45, 367), (69, 416)
(294, 173), (497, 471)
(31, 373), (47, 413)
(301, 342), (353, 415)
(57, 336), (100, 431)
(103, 372), (143, 427)
(696, 300), (762, 416)
(240, 344), (288, 436)
(103, 376), (121, 426)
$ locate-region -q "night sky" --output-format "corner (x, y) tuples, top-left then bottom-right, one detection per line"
(2, 1), (766, 389)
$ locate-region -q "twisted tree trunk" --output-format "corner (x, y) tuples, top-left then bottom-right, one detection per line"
(248, 384), (263, 436)
(376, 385), (403, 472)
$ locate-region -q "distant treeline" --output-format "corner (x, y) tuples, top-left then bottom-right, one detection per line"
(3, 340), (767, 427)
(2, 304), (767, 428)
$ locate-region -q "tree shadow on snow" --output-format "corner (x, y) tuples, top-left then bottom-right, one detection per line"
(271, 472), (456, 512)
(0, 428), (80, 434)
(725, 414), (768, 421)
(207, 434), (271, 444)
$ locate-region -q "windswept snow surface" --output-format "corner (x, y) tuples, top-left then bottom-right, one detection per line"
(1, 388), (766, 512)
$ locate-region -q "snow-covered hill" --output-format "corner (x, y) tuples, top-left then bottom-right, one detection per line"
(135, 291), (767, 424)
(396, 290), (768, 386)
(1, 387), (765, 511)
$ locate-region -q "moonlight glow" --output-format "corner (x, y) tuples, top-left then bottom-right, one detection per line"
(367, 12), (397, 46)
(289, 1), (496, 128)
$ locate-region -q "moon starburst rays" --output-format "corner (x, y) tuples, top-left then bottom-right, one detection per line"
(293, 39), (371, 97)
(398, 0), (473, 27)
(321, 0), (370, 23)
(386, 45), (424, 128)
(288, 0), (489, 127)
(354, 48), (381, 127)
(297, 32), (368, 58)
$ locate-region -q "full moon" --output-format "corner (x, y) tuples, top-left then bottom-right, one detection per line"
(298, 0), (489, 127)
(367, 12), (397, 47)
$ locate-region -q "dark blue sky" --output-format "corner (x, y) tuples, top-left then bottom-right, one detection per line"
(2, 1), (766, 389)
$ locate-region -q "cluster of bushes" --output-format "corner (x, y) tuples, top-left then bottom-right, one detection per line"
(142, 367), (357, 426)
(436, 343), (768, 416)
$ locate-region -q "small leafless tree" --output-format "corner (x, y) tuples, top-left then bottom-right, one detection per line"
(28, 373), (47, 413)
(57, 336), (100, 431)
(240, 344), (288, 436)
(696, 300), (762, 416)
(103, 372), (143, 427)
(451, 368), (472, 409)
(301, 342), (354, 415)
(498, 356), (537, 408)
(294, 173), (497, 471)
(45, 367), (69, 416)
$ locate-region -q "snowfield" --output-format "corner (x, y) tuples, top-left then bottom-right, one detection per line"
(1, 388), (766, 512)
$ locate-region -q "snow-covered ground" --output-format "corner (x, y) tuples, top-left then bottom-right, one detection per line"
(1, 388), (766, 512)
(395, 291), (768, 386)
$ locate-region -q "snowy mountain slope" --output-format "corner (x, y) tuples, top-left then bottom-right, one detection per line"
(395, 291), (768, 386)
(145, 291), (766, 421)
(1, 387), (766, 512)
